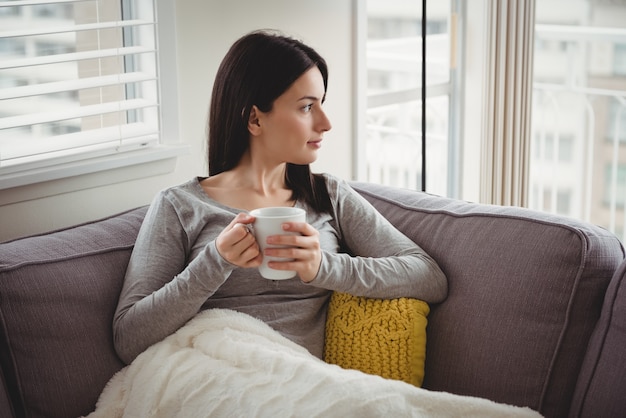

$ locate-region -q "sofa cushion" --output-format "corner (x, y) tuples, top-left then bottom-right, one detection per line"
(0, 206), (147, 418)
(351, 182), (625, 418)
(570, 259), (626, 418)
(324, 292), (429, 387)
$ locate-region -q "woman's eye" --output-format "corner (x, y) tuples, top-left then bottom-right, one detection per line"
(303, 104), (313, 112)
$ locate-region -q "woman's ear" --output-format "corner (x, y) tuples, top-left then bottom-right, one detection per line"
(248, 105), (262, 136)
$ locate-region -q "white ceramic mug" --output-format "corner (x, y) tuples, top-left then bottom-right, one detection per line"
(249, 206), (306, 280)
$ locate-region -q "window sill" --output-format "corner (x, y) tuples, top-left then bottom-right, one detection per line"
(0, 143), (189, 205)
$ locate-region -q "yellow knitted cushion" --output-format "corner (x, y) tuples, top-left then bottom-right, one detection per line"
(323, 292), (430, 387)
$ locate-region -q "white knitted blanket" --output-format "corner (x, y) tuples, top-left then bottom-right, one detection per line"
(86, 309), (542, 418)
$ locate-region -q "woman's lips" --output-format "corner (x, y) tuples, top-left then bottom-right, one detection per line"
(307, 139), (322, 149)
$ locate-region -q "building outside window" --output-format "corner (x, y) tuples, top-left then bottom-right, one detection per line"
(530, 0), (626, 241)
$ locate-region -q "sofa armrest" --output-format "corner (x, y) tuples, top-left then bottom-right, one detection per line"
(0, 370), (15, 418)
(0, 206), (148, 418)
(571, 259), (626, 418)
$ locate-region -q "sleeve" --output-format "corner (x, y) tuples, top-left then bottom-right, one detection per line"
(112, 191), (236, 364)
(311, 177), (447, 303)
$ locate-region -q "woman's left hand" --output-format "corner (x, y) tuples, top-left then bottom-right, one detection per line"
(264, 222), (321, 283)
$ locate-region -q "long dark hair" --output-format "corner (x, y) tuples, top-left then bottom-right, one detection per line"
(208, 30), (331, 213)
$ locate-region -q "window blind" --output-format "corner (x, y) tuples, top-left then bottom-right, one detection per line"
(0, 0), (159, 174)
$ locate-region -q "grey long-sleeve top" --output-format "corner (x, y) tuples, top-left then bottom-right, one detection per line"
(113, 174), (447, 364)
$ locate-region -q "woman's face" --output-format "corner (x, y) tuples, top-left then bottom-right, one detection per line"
(251, 66), (332, 166)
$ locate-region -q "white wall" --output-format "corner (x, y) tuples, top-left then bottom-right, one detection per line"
(0, 0), (355, 242)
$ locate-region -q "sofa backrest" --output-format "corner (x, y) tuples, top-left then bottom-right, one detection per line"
(351, 182), (625, 418)
(0, 206), (147, 418)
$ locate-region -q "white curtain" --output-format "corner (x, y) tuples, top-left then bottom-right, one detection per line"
(480, 0), (536, 207)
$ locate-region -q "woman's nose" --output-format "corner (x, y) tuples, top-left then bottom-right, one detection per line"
(317, 107), (332, 132)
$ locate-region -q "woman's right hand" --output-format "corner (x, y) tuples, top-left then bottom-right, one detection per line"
(215, 213), (262, 268)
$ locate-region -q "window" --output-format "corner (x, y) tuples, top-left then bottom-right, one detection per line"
(529, 0), (626, 240)
(603, 163), (626, 208)
(0, 0), (183, 190)
(536, 188), (572, 214)
(533, 134), (575, 163)
(358, 0), (626, 242)
(361, 0), (454, 197)
(607, 99), (626, 143)
(614, 43), (626, 76)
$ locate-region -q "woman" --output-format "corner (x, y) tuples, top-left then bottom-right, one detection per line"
(113, 30), (447, 365)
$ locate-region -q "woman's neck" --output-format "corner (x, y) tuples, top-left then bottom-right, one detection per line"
(201, 158), (294, 210)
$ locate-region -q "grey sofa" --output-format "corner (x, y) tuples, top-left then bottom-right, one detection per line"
(1, 181), (624, 418)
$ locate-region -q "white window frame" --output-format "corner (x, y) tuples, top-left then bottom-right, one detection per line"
(0, 0), (187, 192)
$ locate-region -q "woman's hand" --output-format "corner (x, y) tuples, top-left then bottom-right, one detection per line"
(215, 213), (262, 268)
(264, 221), (321, 283)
